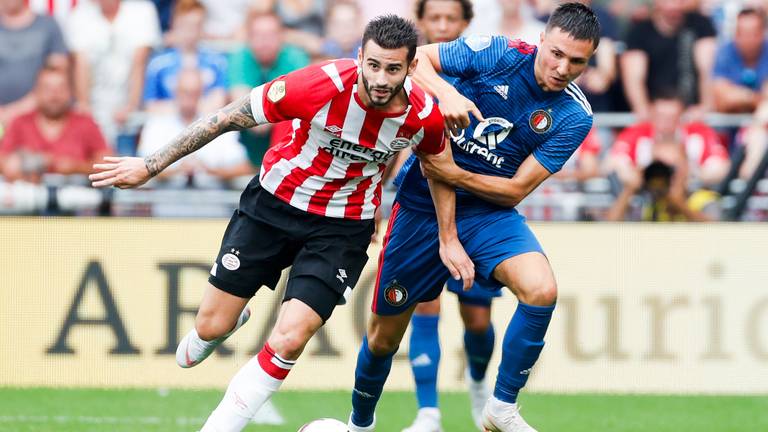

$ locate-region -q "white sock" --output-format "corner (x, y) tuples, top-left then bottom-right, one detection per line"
(201, 344), (294, 432)
(176, 308), (251, 368)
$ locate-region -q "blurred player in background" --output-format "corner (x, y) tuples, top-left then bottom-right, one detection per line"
(90, 15), (473, 432)
(396, 2), (501, 432)
(348, 4), (599, 432)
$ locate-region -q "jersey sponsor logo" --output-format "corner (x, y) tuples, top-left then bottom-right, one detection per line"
(494, 85), (509, 100)
(529, 109), (553, 134)
(388, 137), (411, 150)
(267, 80), (286, 103)
(464, 35), (492, 52)
(383, 280), (408, 307)
(471, 117), (513, 150)
(222, 249), (241, 271)
(324, 137), (395, 163)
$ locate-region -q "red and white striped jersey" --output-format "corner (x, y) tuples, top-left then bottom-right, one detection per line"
(249, 59), (445, 220)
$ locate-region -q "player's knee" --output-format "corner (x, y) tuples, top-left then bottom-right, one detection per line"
(268, 326), (314, 360)
(195, 314), (232, 341)
(366, 333), (399, 357)
(464, 316), (491, 334)
(522, 279), (558, 306)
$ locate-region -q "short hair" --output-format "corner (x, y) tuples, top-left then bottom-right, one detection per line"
(643, 161), (674, 185)
(546, 2), (601, 49)
(173, 0), (206, 18)
(415, 0), (474, 22)
(245, 9), (281, 29)
(362, 14), (419, 62)
(738, 7), (767, 27)
(651, 87), (684, 103)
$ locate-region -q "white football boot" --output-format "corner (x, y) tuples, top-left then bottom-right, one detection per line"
(466, 368), (491, 431)
(176, 307), (251, 368)
(481, 396), (537, 432)
(401, 407), (442, 432)
(348, 413), (376, 432)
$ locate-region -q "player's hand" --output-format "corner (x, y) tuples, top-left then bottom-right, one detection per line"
(438, 89), (485, 136)
(89, 156), (152, 189)
(439, 236), (475, 290)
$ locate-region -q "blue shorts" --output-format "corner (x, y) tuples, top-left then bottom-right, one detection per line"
(372, 203), (543, 315)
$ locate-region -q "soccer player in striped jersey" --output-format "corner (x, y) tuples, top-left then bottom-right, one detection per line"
(348, 4), (599, 432)
(89, 15), (474, 432)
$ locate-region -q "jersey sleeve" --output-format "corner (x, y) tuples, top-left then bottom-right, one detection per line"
(248, 61), (344, 125)
(439, 35), (509, 79)
(533, 115), (593, 174)
(413, 105), (446, 155)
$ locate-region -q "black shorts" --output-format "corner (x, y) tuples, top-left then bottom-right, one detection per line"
(208, 181), (374, 321)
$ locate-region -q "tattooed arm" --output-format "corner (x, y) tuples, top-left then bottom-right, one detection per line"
(89, 94), (259, 188)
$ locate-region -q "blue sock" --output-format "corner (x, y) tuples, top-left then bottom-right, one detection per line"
(464, 323), (495, 382)
(494, 301), (555, 404)
(351, 336), (395, 427)
(409, 314), (440, 409)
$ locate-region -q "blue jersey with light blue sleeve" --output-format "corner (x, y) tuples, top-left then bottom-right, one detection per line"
(395, 35), (593, 215)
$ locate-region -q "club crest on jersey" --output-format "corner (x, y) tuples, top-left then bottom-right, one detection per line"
(222, 249), (241, 271)
(529, 109), (553, 134)
(384, 280), (408, 307)
(267, 80), (286, 103)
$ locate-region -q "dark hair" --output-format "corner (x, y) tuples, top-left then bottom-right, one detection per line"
(643, 161), (674, 185)
(415, 0), (473, 22)
(738, 7), (767, 27)
(546, 2), (601, 49)
(362, 14), (419, 62)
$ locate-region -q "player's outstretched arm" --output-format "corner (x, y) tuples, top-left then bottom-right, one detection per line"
(89, 94), (257, 188)
(414, 45), (484, 134)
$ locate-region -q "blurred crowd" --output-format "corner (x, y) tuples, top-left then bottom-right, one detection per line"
(2, 0), (768, 221)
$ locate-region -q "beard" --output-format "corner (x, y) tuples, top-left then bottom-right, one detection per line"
(361, 74), (406, 107)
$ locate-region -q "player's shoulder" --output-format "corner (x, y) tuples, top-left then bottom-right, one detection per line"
(560, 82), (594, 119)
(405, 80), (442, 125)
(301, 58), (359, 91)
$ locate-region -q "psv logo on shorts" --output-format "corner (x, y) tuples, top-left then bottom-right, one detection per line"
(384, 280), (408, 307)
(529, 109), (553, 134)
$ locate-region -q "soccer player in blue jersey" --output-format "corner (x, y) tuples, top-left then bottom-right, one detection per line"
(348, 3), (599, 432)
(398, 2), (503, 432)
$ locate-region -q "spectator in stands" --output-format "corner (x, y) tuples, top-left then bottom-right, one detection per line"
(356, 0), (414, 23)
(285, 1), (363, 61)
(66, 0), (161, 146)
(0, 0), (68, 128)
(26, 0), (81, 26)
(0, 67), (109, 183)
(148, 0), (174, 33)
(712, 7), (768, 113)
(229, 9), (309, 167)
(621, 0), (717, 121)
(556, 128), (602, 182)
(137, 68), (253, 189)
(497, 0), (546, 43)
(199, 0), (252, 42)
(607, 90), (730, 190)
(606, 160), (713, 221)
(143, 0), (228, 115)
(273, 0), (326, 37)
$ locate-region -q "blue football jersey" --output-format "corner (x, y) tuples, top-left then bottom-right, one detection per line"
(396, 35), (593, 215)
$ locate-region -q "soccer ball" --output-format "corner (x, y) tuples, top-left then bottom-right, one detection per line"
(298, 418), (349, 431)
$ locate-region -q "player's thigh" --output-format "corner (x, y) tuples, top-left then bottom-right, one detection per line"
(493, 252), (557, 306)
(208, 209), (298, 298)
(414, 297), (441, 316)
(373, 205), (450, 316)
(367, 304), (418, 355)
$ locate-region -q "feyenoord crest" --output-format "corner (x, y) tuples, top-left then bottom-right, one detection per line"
(267, 80), (286, 103)
(529, 109), (553, 134)
(384, 280), (408, 307)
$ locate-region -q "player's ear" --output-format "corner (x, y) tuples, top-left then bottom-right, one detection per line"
(357, 46), (363, 64)
(407, 57), (419, 76)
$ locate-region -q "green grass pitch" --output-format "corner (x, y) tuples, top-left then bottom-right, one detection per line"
(0, 388), (766, 431)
